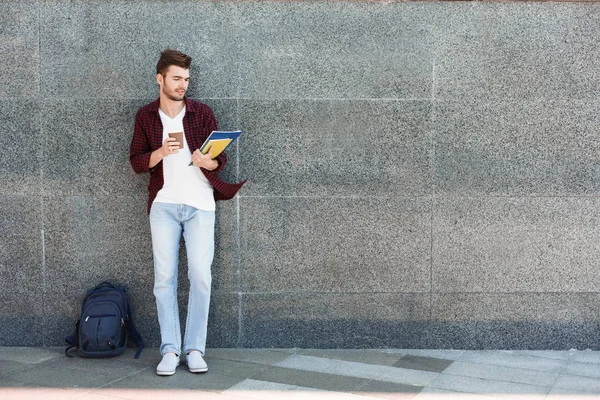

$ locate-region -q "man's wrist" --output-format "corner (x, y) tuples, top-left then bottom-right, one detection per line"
(202, 159), (218, 171)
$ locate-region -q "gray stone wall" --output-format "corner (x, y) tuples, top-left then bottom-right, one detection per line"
(2, 0), (600, 349)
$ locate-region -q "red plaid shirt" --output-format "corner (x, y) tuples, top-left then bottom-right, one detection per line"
(130, 98), (246, 214)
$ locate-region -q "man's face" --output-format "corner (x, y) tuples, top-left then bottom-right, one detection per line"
(157, 65), (190, 101)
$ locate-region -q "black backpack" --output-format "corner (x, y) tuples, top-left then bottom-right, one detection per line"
(66, 282), (144, 359)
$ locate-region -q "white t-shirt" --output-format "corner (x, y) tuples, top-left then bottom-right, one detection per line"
(154, 106), (215, 211)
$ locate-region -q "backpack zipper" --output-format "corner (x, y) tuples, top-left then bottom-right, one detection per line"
(85, 314), (117, 321)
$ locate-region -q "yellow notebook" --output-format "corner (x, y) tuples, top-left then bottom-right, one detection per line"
(188, 130), (242, 166)
(200, 138), (232, 158)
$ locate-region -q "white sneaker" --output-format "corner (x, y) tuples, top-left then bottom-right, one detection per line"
(156, 352), (180, 376)
(185, 350), (208, 373)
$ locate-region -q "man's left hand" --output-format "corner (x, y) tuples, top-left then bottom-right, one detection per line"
(192, 149), (218, 171)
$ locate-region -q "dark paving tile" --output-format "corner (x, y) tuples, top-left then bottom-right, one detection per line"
(393, 355), (454, 373)
(1, 355), (149, 388)
(355, 379), (423, 399)
(0, 377), (34, 388)
(0, 347), (63, 364)
(205, 349), (293, 366)
(202, 357), (272, 379)
(103, 366), (245, 391)
(251, 366), (368, 392)
(0, 360), (28, 377)
(111, 347), (161, 368)
(298, 349), (402, 366)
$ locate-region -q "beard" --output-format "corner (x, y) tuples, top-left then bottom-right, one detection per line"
(163, 86), (185, 101)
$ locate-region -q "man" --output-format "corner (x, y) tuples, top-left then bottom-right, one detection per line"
(130, 49), (245, 376)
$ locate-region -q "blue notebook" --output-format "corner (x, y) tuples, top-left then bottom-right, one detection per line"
(188, 131), (242, 166)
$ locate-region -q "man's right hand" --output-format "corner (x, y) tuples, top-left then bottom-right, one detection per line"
(148, 137), (181, 169)
(161, 137), (181, 158)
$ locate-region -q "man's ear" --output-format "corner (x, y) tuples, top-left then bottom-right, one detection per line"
(156, 73), (163, 86)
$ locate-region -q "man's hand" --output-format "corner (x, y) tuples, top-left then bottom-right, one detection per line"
(191, 148), (218, 171)
(160, 137), (180, 158)
(149, 137), (181, 169)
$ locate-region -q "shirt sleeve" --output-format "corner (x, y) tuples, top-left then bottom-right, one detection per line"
(129, 110), (153, 174)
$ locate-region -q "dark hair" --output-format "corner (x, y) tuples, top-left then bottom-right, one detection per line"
(156, 49), (192, 75)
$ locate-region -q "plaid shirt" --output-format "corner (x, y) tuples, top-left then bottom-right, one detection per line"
(130, 98), (246, 214)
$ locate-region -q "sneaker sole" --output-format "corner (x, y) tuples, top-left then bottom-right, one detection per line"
(156, 363), (180, 376)
(188, 366), (208, 373)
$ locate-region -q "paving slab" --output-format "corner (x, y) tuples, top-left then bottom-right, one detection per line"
(393, 355), (453, 373)
(298, 349), (402, 366)
(0, 347), (62, 364)
(382, 349), (464, 361)
(276, 354), (439, 386)
(251, 366), (368, 392)
(415, 388), (502, 400)
(0, 360), (29, 376)
(429, 374), (550, 398)
(1, 356), (149, 389)
(550, 374), (600, 395)
(227, 379), (388, 400)
(101, 366), (244, 391)
(225, 379), (313, 400)
(202, 357), (272, 379)
(0, 387), (118, 400)
(94, 387), (254, 400)
(457, 350), (566, 373)
(562, 360), (600, 379)
(442, 360), (559, 387)
(508, 350), (574, 361)
(205, 349), (294, 366)
(1, 347), (600, 399)
(355, 379), (423, 400)
(569, 350), (600, 365)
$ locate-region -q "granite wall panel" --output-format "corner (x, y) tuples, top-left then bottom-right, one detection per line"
(240, 197), (432, 293)
(43, 195), (153, 293)
(2, 0), (600, 349)
(212, 200), (240, 294)
(40, 1), (241, 99)
(432, 197), (600, 293)
(41, 99), (149, 197)
(429, 293), (600, 348)
(0, 196), (43, 346)
(0, 101), (42, 196)
(242, 293), (431, 348)
(236, 2), (433, 99)
(0, 2), (40, 99)
(433, 3), (600, 101)
(238, 100), (432, 197)
(434, 100), (600, 196)
(0, 196), (42, 294)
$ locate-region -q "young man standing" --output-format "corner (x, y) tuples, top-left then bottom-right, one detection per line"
(130, 49), (244, 376)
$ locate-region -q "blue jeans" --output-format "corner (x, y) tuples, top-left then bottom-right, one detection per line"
(149, 202), (215, 356)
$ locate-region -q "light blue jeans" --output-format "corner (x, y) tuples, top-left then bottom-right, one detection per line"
(149, 202), (215, 356)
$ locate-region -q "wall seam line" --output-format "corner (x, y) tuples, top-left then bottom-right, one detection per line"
(235, 45), (244, 347)
(38, 2), (48, 347)
(429, 57), (436, 323)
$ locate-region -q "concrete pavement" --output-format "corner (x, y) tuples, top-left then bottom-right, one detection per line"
(1, 347), (599, 399)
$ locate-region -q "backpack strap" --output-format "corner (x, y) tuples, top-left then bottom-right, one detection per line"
(65, 320), (80, 357)
(126, 300), (145, 359)
(65, 346), (77, 357)
(94, 281), (116, 290)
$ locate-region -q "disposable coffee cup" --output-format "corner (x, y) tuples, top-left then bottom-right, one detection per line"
(168, 132), (184, 149)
